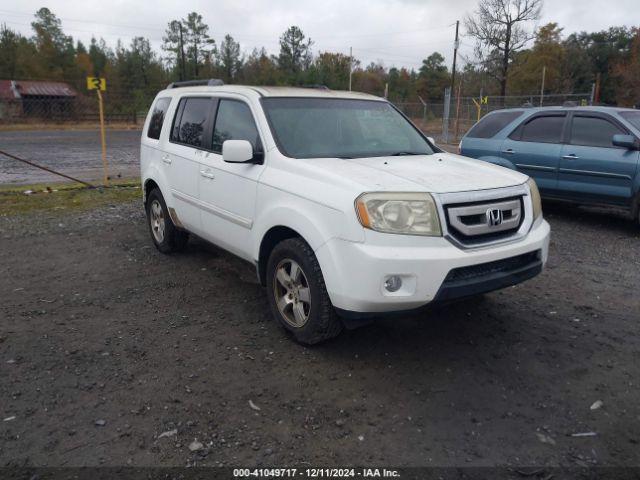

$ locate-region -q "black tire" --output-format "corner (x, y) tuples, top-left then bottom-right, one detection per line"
(146, 188), (188, 254)
(266, 238), (343, 345)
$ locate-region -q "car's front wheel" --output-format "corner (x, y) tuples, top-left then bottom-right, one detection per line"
(146, 188), (188, 253)
(266, 238), (343, 344)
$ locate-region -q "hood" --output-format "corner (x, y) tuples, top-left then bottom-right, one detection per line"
(300, 152), (528, 194)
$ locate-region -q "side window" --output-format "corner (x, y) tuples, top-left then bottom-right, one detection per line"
(212, 100), (261, 153)
(147, 97), (171, 140)
(517, 115), (566, 144)
(466, 111), (524, 139)
(170, 97), (212, 148)
(570, 116), (625, 148)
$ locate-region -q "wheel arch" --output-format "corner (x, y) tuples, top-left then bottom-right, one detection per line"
(632, 187), (640, 220)
(143, 178), (160, 205)
(253, 199), (357, 286)
(257, 225), (304, 286)
(143, 173), (185, 229)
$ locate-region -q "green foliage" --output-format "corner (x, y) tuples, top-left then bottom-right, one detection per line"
(564, 26), (635, 104)
(30, 7), (76, 79)
(417, 53), (450, 100)
(218, 34), (243, 83)
(182, 12), (216, 78)
(0, 7), (636, 110)
(239, 48), (281, 85)
(612, 28), (640, 107)
(0, 25), (38, 78)
(278, 26), (313, 82)
(306, 52), (352, 90)
(509, 23), (566, 94)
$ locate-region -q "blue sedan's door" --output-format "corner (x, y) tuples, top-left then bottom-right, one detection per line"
(499, 112), (567, 195)
(558, 113), (638, 206)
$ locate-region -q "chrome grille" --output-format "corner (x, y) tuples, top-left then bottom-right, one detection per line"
(444, 196), (525, 246)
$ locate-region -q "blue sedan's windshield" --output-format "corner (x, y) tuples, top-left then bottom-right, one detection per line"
(261, 98), (435, 159)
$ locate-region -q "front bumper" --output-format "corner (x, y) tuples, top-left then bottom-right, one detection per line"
(314, 218), (550, 315)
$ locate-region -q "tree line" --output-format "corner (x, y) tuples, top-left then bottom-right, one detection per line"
(0, 5), (638, 115)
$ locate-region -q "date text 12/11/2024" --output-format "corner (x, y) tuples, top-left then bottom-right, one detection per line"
(233, 468), (401, 478)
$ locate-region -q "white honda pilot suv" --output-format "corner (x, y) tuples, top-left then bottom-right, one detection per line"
(141, 79), (550, 344)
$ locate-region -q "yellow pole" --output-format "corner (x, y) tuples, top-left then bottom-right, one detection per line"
(96, 89), (108, 186)
(472, 98), (481, 122)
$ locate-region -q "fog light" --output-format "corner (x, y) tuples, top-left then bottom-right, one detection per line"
(384, 276), (403, 293)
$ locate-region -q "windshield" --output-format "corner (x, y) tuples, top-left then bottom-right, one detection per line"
(619, 111), (640, 131)
(261, 98), (435, 159)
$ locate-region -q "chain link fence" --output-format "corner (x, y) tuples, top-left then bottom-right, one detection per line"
(0, 89), (159, 127)
(1, 87), (593, 133)
(395, 93), (593, 144)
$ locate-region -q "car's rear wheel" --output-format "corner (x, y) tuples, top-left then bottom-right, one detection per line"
(146, 188), (188, 253)
(266, 238), (343, 344)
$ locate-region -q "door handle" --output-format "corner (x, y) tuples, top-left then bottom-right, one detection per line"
(562, 154), (580, 160)
(200, 170), (215, 179)
(162, 154), (172, 164)
(502, 149), (515, 155)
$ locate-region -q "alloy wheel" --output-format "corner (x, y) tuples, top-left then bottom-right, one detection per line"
(150, 199), (165, 243)
(273, 259), (311, 328)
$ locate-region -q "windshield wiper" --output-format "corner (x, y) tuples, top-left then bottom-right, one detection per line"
(337, 152), (425, 159)
(387, 151), (424, 157)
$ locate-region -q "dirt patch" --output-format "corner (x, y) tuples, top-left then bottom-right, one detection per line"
(1, 200), (639, 467)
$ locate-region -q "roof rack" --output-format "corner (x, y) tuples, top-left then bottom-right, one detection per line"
(300, 84), (330, 91)
(166, 79), (224, 89)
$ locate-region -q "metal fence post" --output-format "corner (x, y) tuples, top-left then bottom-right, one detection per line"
(442, 87), (451, 144)
(417, 96), (427, 129)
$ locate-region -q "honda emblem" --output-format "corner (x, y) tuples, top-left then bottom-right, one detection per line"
(486, 208), (503, 227)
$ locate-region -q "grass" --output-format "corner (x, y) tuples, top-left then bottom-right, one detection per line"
(0, 179), (142, 216)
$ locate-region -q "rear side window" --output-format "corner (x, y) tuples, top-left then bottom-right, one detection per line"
(466, 111), (523, 138)
(212, 100), (261, 153)
(170, 97), (212, 148)
(147, 98), (171, 140)
(515, 115), (565, 144)
(570, 116), (625, 148)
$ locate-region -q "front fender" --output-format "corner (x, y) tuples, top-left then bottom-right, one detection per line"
(252, 199), (364, 263)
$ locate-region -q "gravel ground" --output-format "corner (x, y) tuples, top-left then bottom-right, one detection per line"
(0, 129), (141, 185)
(0, 199), (639, 469)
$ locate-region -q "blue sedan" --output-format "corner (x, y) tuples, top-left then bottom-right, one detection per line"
(460, 106), (640, 224)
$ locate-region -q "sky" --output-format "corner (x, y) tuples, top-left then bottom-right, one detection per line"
(2, 0), (639, 70)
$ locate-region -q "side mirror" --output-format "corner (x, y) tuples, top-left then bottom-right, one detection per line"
(612, 134), (639, 150)
(427, 136), (435, 145)
(222, 140), (254, 163)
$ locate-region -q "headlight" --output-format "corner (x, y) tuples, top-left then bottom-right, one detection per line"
(355, 192), (442, 236)
(527, 178), (542, 220)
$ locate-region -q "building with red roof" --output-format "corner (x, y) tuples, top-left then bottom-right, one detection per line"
(0, 80), (77, 121)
